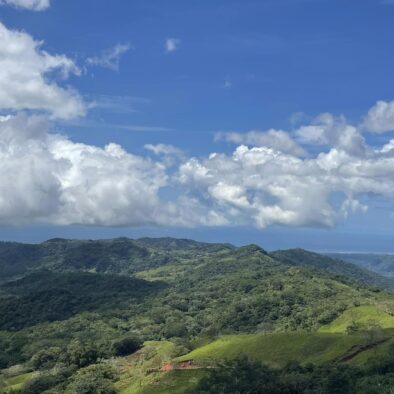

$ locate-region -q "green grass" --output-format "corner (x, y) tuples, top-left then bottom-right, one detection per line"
(348, 331), (394, 365)
(176, 332), (379, 367)
(1, 371), (36, 392)
(135, 261), (206, 283)
(128, 370), (205, 394)
(319, 305), (394, 333)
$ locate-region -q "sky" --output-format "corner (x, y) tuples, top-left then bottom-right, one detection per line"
(1, 0), (394, 251)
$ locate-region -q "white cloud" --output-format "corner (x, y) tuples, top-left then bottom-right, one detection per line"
(1, 23), (394, 233)
(165, 38), (181, 53)
(340, 198), (368, 219)
(363, 100), (394, 133)
(0, 113), (221, 227)
(4, 103), (394, 229)
(216, 129), (307, 157)
(87, 43), (131, 71)
(177, 143), (392, 229)
(175, 102), (394, 229)
(0, 22), (85, 119)
(380, 139), (394, 153)
(296, 113), (366, 156)
(178, 146), (337, 228)
(144, 144), (183, 156)
(0, 0), (49, 10)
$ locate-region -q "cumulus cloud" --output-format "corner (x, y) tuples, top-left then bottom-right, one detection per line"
(0, 0), (49, 10)
(178, 146), (335, 228)
(177, 141), (394, 228)
(4, 102), (394, 229)
(1, 18), (394, 230)
(296, 113), (366, 156)
(165, 38), (181, 53)
(173, 102), (394, 229)
(0, 22), (85, 119)
(0, 114), (223, 227)
(216, 129), (307, 157)
(363, 100), (394, 133)
(87, 44), (131, 71)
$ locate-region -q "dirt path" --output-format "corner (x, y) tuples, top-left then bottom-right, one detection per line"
(338, 338), (389, 363)
(160, 360), (202, 372)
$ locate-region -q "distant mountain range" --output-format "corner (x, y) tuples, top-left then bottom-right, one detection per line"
(327, 252), (394, 278)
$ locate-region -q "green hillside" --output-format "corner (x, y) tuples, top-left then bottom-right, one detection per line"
(176, 331), (386, 367)
(319, 305), (394, 333)
(0, 237), (394, 393)
(117, 328), (394, 393)
(0, 271), (163, 330)
(0, 237), (233, 283)
(272, 248), (394, 290)
(328, 253), (394, 278)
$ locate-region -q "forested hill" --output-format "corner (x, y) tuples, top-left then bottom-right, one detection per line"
(0, 237), (392, 290)
(271, 248), (394, 291)
(1, 237), (394, 393)
(0, 237), (233, 283)
(327, 252), (394, 278)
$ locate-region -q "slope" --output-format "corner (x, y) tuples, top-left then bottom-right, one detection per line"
(271, 248), (394, 290)
(328, 253), (394, 278)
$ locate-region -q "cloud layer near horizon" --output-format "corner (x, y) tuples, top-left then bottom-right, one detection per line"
(3, 105), (394, 229)
(2, 22), (394, 229)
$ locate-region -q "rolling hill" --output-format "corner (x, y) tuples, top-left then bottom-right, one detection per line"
(0, 237), (393, 393)
(328, 252), (394, 278)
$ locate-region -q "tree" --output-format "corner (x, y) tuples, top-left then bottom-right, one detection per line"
(346, 320), (362, 334)
(65, 364), (118, 394)
(66, 340), (100, 368)
(111, 336), (142, 357)
(31, 347), (62, 370)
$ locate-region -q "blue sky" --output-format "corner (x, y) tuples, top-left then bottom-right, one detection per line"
(1, 0), (394, 251)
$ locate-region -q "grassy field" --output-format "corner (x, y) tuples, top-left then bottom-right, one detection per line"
(176, 332), (374, 367)
(319, 305), (394, 333)
(121, 370), (205, 394)
(134, 264), (189, 282)
(0, 371), (37, 393)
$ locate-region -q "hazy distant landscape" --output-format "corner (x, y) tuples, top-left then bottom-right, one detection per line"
(327, 253), (394, 279)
